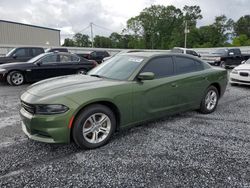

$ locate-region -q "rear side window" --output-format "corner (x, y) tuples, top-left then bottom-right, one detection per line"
(175, 57), (203, 74)
(32, 48), (44, 56)
(142, 57), (174, 78)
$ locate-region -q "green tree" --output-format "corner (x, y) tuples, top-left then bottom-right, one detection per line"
(94, 35), (112, 48)
(62, 38), (75, 47)
(232, 34), (250, 46)
(234, 15), (250, 38)
(73, 33), (90, 47)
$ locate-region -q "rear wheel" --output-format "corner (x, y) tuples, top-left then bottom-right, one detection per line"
(199, 86), (219, 114)
(6, 71), (25, 86)
(72, 104), (116, 149)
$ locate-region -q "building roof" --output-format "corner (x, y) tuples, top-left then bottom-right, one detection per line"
(0, 19), (60, 32)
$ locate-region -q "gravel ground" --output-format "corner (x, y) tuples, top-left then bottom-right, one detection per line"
(0, 82), (250, 187)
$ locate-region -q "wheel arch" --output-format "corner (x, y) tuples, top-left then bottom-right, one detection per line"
(69, 100), (121, 141)
(209, 83), (221, 98)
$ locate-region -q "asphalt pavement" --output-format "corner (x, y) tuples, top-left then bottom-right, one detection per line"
(0, 82), (250, 187)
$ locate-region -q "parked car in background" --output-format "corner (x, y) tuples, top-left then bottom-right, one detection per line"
(77, 50), (110, 64)
(0, 52), (96, 86)
(230, 58), (250, 86)
(20, 52), (228, 149)
(102, 50), (145, 62)
(201, 48), (250, 68)
(45, 48), (68, 53)
(171, 47), (201, 57)
(0, 47), (44, 65)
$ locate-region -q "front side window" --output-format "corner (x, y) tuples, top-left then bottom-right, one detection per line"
(41, 55), (58, 64)
(141, 57), (174, 78)
(15, 49), (27, 57)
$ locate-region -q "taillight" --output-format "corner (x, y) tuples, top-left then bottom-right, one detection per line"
(91, 60), (98, 67)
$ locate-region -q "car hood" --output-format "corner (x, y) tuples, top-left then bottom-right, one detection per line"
(234, 63), (250, 70)
(25, 75), (126, 97)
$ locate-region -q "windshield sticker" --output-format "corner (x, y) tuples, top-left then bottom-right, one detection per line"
(128, 58), (144, 63)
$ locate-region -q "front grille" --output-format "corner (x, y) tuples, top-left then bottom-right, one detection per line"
(239, 72), (249, 77)
(21, 101), (35, 114)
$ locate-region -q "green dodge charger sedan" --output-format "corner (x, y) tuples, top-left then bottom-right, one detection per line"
(20, 52), (228, 149)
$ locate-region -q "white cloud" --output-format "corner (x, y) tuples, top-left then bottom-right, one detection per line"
(0, 0), (249, 43)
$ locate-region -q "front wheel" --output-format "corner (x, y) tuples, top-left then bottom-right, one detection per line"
(72, 104), (116, 149)
(220, 61), (226, 69)
(199, 86), (219, 114)
(6, 71), (25, 86)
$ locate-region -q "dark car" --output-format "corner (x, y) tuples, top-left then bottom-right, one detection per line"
(0, 52), (97, 86)
(77, 50), (110, 64)
(0, 47), (45, 65)
(45, 48), (68, 53)
(201, 48), (250, 68)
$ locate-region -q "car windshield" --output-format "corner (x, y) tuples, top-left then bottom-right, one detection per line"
(27, 53), (46, 63)
(87, 55), (144, 80)
(5, 48), (16, 57)
(245, 59), (250, 64)
(212, 49), (227, 55)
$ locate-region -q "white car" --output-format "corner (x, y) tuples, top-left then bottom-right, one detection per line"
(230, 59), (250, 86)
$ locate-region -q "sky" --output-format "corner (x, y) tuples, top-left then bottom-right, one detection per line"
(0, 0), (249, 43)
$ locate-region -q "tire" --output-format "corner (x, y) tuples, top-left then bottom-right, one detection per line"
(199, 86), (219, 114)
(72, 104), (116, 149)
(220, 61), (226, 69)
(6, 71), (25, 86)
(77, 69), (87, 75)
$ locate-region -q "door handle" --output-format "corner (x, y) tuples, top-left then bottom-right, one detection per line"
(171, 83), (178, 88)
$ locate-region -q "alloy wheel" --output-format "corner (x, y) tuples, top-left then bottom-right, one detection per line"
(82, 113), (111, 144)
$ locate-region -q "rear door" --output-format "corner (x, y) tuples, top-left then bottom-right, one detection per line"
(172, 56), (209, 107)
(56, 54), (81, 75)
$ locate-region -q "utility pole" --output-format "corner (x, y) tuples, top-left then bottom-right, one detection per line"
(90, 22), (94, 48)
(184, 21), (189, 50)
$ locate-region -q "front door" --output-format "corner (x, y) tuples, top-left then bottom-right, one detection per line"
(132, 56), (182, 122)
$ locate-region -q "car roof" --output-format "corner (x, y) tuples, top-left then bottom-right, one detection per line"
(121, 51), (202, 60)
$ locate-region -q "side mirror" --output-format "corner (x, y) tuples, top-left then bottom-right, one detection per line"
(137, 72), (155, 81)
(12, 54), (17, 58)
(229, 52), (234, 56)
(241, 60), (246, 64)
(35, 61), (42, 66)
(198, 54), (201, 58)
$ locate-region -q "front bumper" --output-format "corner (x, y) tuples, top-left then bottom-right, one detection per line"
(20, 107), (72, 144)
(230, 72), (250, 85)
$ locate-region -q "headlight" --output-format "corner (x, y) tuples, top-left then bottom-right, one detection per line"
(0, 68), (7, 73)
(35, 104), (69, 115)
(231, 69), (238, 74)
(215, 57), (221, 61)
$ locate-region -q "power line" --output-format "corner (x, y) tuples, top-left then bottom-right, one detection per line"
(92, 23), (113, 32)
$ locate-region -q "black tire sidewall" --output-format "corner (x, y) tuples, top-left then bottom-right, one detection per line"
(7, 71), (24, 86)
(72, 104), (116, 149)
(200, 86), (219, 114)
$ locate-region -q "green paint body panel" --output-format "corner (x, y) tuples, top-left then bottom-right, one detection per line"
(20, 53), (228, 144)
